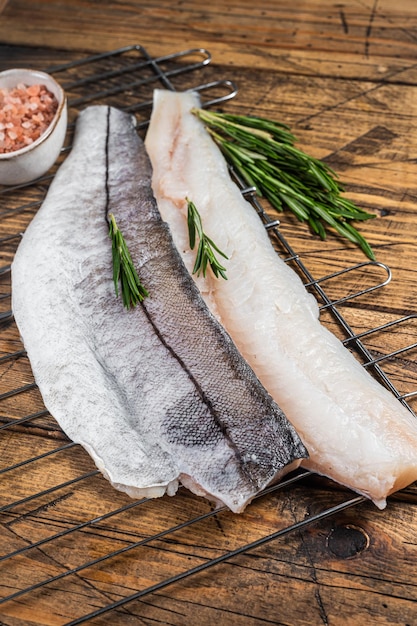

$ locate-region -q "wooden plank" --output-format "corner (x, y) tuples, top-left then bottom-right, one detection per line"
(2, 0), (417, 81)
(2, 471), (417, 624)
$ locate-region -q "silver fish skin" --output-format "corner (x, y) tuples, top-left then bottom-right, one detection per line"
(11, 105), (307, 513)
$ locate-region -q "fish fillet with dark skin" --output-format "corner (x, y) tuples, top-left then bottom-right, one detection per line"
(11, 105), (307, 513)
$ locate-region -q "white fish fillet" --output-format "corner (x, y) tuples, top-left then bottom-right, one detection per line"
(145, 89), (417, 508)
(11, 105), (307, 513)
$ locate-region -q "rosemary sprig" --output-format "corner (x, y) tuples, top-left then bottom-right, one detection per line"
(108, 213), (149, 308)
(186, 198), (228, 279)
(192, 108), (376, 260)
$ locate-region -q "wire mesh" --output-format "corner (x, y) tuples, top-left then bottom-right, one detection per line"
(1, 44), (417, 625)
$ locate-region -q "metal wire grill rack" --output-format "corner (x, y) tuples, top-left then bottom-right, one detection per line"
(1, 45), (417, 625)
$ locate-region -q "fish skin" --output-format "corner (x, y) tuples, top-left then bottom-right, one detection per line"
(145, 89), (417, 508)
(11, 104), (307, 513)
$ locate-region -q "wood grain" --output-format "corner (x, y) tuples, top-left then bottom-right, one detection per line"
(2, 1), (417, 624)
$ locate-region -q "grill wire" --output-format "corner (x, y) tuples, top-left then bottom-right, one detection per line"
(1, 44), (417, 624)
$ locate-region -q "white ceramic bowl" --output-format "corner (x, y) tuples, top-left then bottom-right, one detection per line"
(0, 68), (67, 185)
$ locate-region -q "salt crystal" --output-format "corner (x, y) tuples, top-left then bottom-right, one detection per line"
(0, 83), (58, 154)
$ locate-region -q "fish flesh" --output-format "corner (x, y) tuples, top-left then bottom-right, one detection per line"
(11, 104), (307, 513)
(145, 89), (417, 508)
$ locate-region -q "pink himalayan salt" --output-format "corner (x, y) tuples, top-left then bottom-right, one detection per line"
(0, 83), (58, 154)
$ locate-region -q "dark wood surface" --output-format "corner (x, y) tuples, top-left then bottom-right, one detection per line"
(1, 1), (417, 624)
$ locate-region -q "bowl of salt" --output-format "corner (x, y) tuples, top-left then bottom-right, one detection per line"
(0, 68), (67, 186)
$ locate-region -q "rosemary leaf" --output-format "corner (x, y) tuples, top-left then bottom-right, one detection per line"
(186, 199), (228, 280)
(193, 108), (376, 259)
(108, 213), (149, 308)
(308, 215), (327, 239)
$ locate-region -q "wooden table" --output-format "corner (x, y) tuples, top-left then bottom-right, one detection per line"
(1, 1), (417, 624)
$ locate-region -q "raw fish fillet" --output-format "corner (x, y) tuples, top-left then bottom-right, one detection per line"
(11, 105), (307, 513)
(145, 89), (417, 508)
